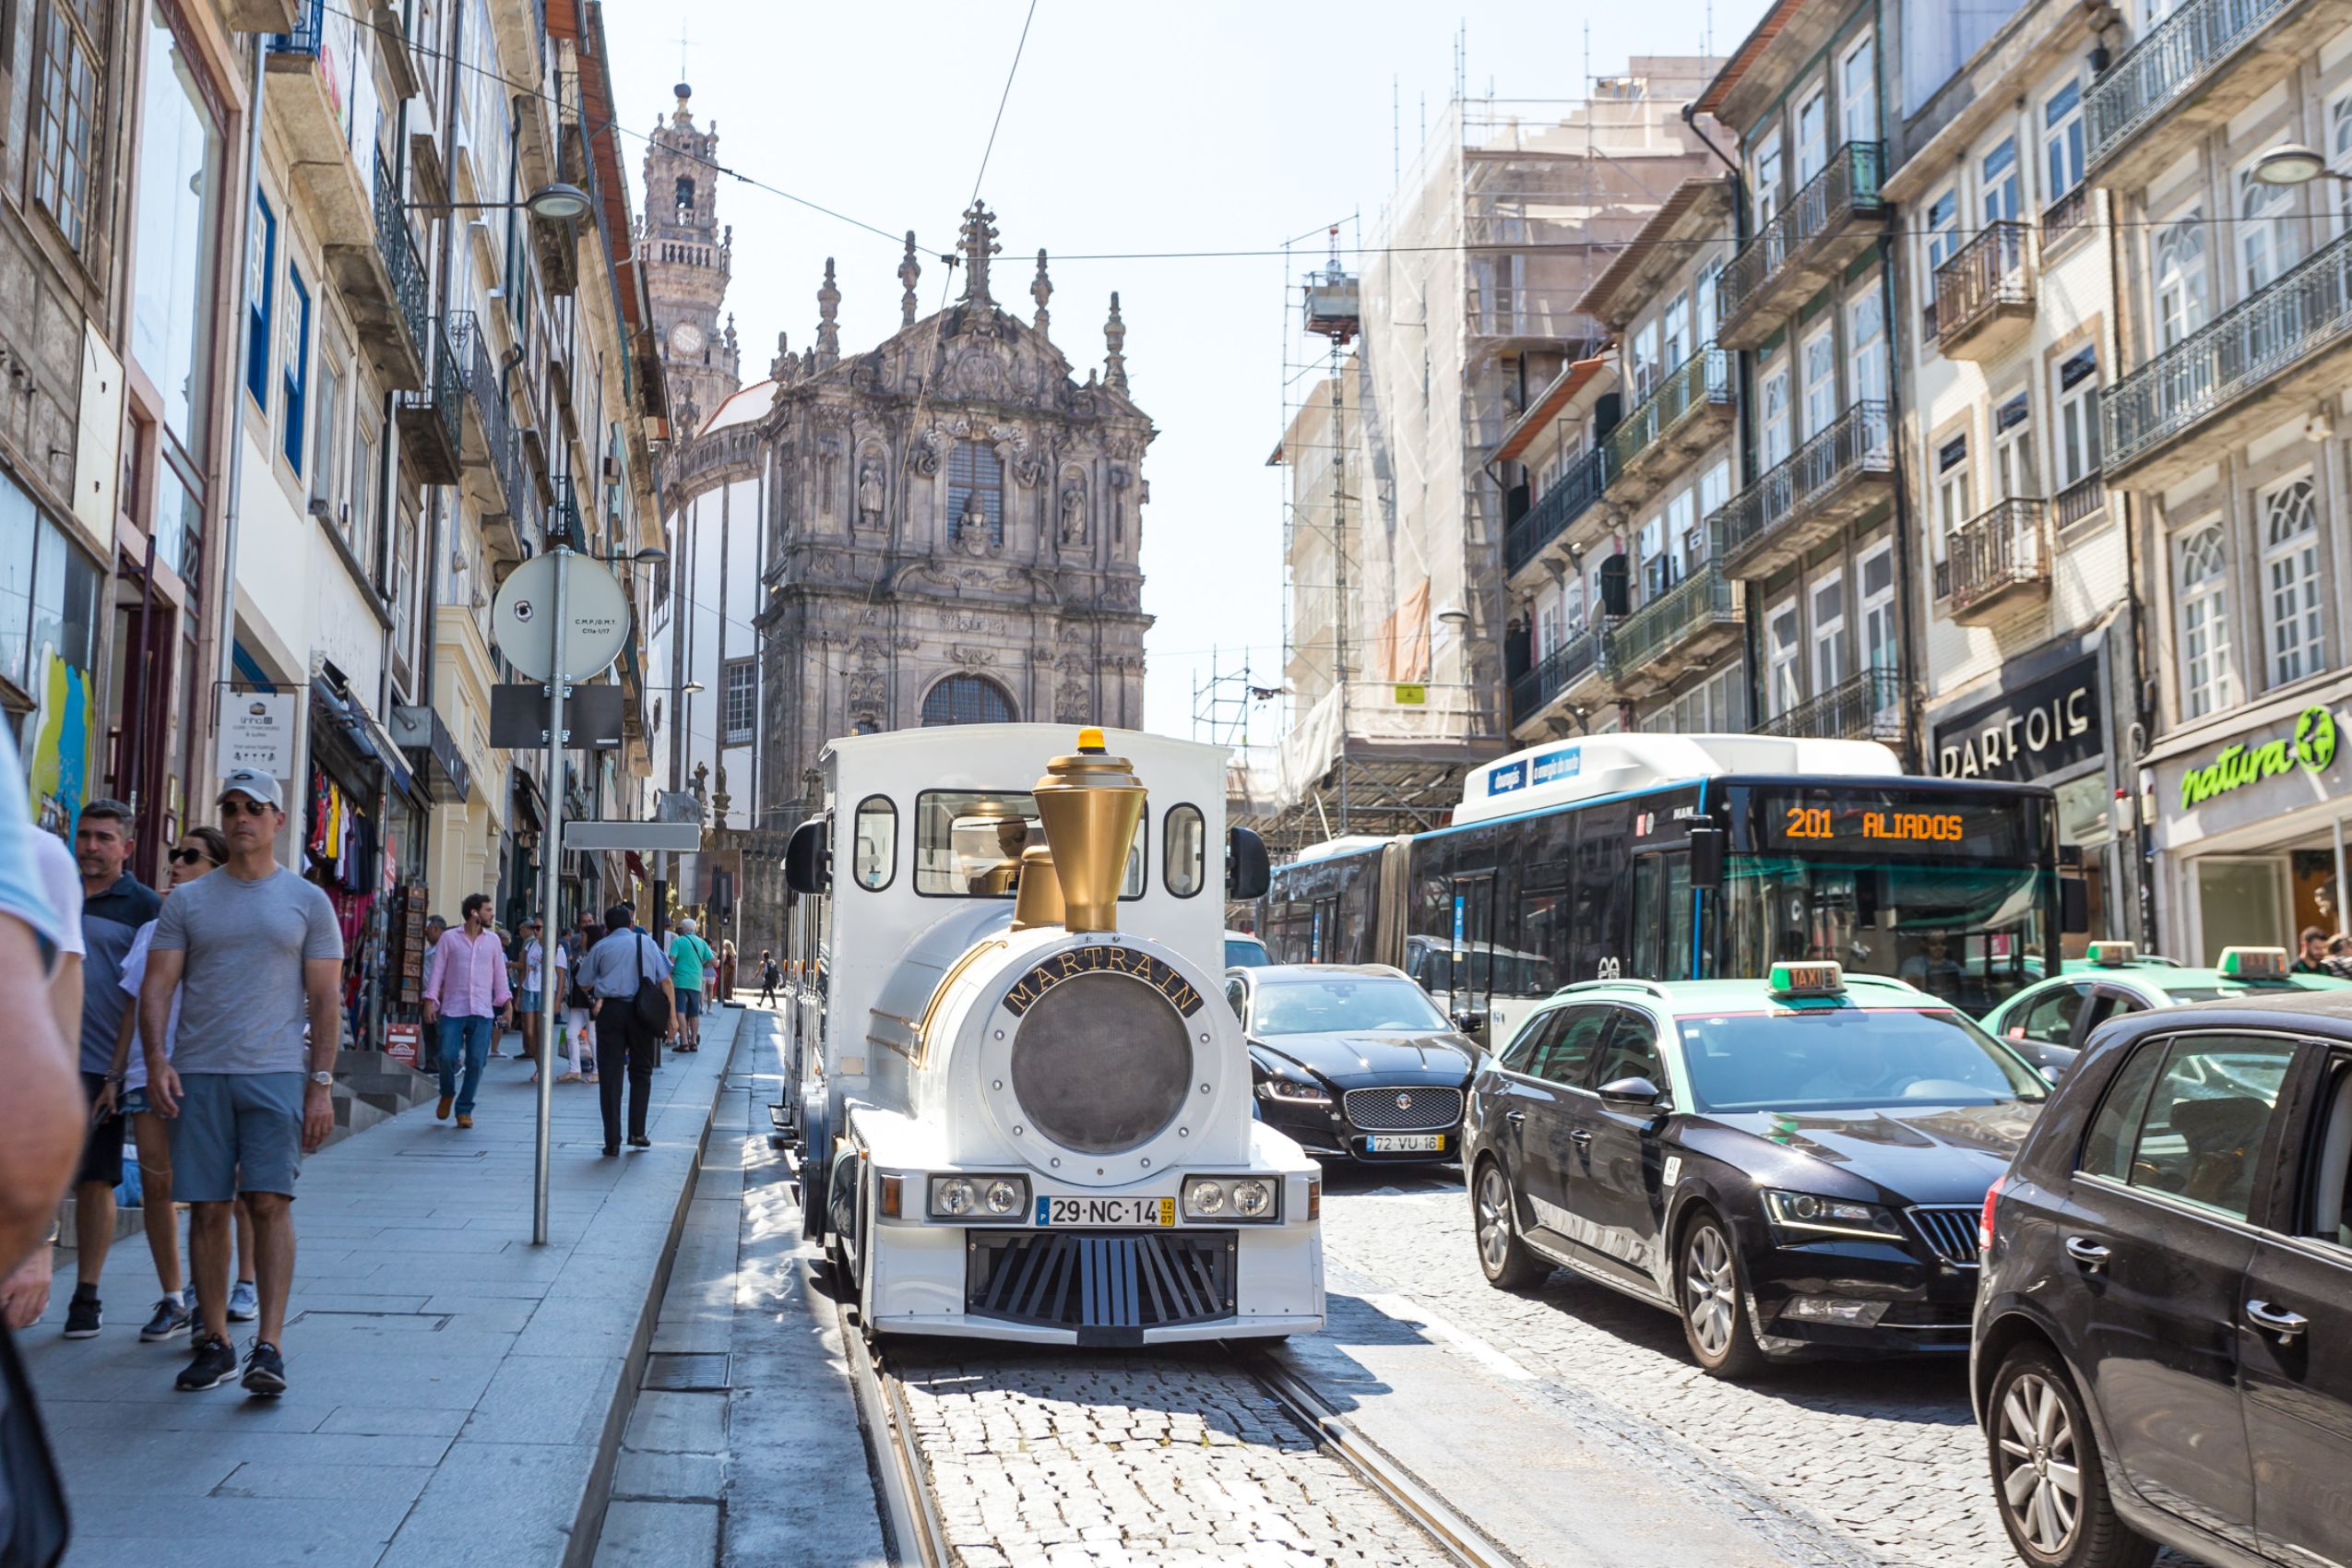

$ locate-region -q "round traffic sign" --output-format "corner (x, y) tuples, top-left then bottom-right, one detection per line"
(492, 552), (631, 683)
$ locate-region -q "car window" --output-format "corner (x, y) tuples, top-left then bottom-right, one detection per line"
(2123, 1034), (2298, 1220)
(1224, 977), (1247, 1020)
(1251, 976), (1450, 1036)
(1534, 1004), (1614, 1090)
(2078, 1038), (2166, 1182)
(1677, 1008), (2045, 1111)
(2013, 983), (2089, 1046)
(1591, 1006), (1666, 1095)
(1225, 937), (1270, 968)
(2304, 1057), (2352, 1249)
(1498, 1008), (1561, 1075)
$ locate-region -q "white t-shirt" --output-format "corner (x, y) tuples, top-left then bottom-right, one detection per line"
(115, 919), (181, 1092)
(522, 938), (565, 993)
(30, 830), (86, 963)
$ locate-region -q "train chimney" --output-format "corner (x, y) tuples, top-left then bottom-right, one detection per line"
(1009, 846), (1066, 931)
(1030, 729), (1146, 934)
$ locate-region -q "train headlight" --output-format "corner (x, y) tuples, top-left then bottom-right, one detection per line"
(1182, 1176), (1281, 1223)
(983, 1178), (1026, 1216)
(1184, 1178), (1228, 1217)
(930, 1177), (977, 1218)
(1230, 1179), (1272, 1218)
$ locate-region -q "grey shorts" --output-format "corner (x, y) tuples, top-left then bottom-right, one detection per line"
(170, 1073), (305, 1202)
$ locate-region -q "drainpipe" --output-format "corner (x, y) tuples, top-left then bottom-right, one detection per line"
(1682, 100), (1760, 728)
(209, 38), (267, 785)
(2100, 184), (2157, 947)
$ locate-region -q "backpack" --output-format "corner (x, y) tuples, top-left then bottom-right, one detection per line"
(631, 932), (672, 1033)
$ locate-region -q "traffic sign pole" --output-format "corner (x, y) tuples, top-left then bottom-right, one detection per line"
(533, 545), (568, 1246)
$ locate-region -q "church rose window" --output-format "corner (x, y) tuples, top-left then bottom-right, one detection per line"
(948, 440), (1005, 545)
(922, 674), (1016, 727)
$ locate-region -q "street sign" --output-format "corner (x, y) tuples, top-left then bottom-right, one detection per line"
(489, 683), (625, 749)
(491, 552), (630, 683)
(563, 820), (704, 852)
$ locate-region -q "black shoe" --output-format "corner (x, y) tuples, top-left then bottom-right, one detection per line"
(241, 1340), (287, 1396)
(140, 1296), (192, 1342)
(63, 1293), (101, 1339)
(176, 1335), (238, 1391)
(628, 1134), (651, 1148)
(602, 1144), (619, 1157)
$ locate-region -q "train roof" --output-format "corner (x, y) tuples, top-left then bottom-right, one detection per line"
(1452, 733), (1904, 826)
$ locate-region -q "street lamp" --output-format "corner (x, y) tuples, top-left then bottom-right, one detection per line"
(682, 680), (707, 695)
(2252, 143), (2341, 186)
(408, 182), (595, 221)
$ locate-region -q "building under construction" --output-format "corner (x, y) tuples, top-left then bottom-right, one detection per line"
(1250, 66), (1723, 858)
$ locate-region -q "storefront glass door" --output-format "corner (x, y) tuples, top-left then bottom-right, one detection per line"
(2196, 858), (2289, 964)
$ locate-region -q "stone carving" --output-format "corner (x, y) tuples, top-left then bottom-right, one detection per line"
(1059, 482), (1088, 544)
(1055, 674), (1091, 723)
(948, 645), (998, 669)
(944, 349), (1014, 401)
(909, 429), (944, 475)
(956, 491), (996, 556)
(1031, 249), (1052, 337)
(898, 231), (921, 327)
(856, 458), (885, 530)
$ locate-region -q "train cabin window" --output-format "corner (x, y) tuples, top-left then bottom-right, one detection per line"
(913, 790), (1146, 898)
(852, 797), (897, 890)
(1165, 804), (1206, 897)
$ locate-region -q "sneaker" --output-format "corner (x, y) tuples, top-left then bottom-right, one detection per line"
(63, 1294), (101, 1338)
(139, 1296), (193, 1342)
(228, 1280), (258, 1323)
(241, 1340), (287, 1396)
(176, 1335), (238, 1391)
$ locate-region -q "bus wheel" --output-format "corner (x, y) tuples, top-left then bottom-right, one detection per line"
(1473, 1158), (1548, 1289)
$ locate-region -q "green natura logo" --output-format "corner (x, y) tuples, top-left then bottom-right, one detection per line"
(2180, 705), (2339, 809)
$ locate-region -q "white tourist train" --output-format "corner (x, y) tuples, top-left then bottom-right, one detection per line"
(778, 725), (1324, 1345)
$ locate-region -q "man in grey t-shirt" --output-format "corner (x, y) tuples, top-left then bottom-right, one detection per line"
(141, 769), (343, 1398)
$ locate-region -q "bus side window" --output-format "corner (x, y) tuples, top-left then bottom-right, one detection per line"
(1632, 856), (1661, 977)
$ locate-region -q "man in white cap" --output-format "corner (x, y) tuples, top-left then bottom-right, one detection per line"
(664, 915), (716, 1054)
(139, 767), (343, 1397)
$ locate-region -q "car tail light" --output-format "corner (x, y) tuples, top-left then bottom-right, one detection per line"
(1979, 1173), (2008, 1254)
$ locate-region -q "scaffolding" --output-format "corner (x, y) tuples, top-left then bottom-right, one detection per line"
(1243, 66), (1722, 860)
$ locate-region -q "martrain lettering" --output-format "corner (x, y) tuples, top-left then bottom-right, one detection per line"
(998, 944), (1206, 1017)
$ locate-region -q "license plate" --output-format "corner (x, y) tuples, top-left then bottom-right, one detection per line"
(1034, 1196), (1176, 1228)
(1367, 1134), (1445, 1153)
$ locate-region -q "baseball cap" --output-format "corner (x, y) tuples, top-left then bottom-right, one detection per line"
(219, 768), (284, 811)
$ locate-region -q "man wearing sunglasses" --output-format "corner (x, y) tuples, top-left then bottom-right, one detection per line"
(138, 768), (344, 1397)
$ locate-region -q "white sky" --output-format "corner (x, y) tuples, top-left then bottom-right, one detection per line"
(602, 0), (1758, 742)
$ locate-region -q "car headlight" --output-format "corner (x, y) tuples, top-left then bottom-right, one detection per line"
(1182, 1176), (1281, 1223)
(1762, 1189), (1904, 1242)
(1256, 1074), (1331, 1105)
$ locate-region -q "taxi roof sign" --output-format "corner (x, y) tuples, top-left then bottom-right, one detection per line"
(2217, 945), (2290, 980)
(1767, 961), (1846, 997)
(2088, 941), (2138, 968)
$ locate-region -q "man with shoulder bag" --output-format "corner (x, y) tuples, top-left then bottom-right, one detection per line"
(576, 905), (672, 1157)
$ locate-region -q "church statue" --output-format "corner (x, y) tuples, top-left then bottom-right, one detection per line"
(857, 460), (885, 529)
(1059, 484), (1087, 544)
(956, 490), (992, 554)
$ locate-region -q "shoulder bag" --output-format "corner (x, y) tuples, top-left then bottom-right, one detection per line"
(632, 932), (673, 1033)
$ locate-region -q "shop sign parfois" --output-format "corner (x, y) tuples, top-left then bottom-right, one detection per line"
(1001, 944), (1206, 1018)
(2178, 706), (2338, 809)
(1934, 657), (2103, 783)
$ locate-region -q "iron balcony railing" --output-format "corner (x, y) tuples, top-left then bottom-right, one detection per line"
(2085, 0), (2292, 168)
(1607, 562), (1740, 672)
(455, 310), (528, 521)
(2042, 185), (2091, 249)
(267, 0), (326, 53)
(373, 143), (430, 359)
(1934, 221), (2033, 350)
(1503, 445), (1612, 575)
(2104, 222), (2352, 469)
(2055, 472), (2107, 529)
(1710, 400), (1893, 565)
(1941, 498), (2050, 610)
(1509, 621), (1613, 726)
(1759, 667), (1904, 742)
(402, 317), (462, 454)
(1718, 141), (1885, 327)
(1604, 347), (1730, 477)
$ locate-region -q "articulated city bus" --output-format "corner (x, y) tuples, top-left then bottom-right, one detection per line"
(1260, 734), (2073, 1047)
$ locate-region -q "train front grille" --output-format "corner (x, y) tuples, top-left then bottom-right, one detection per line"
(965, 1229), (1236, 1346)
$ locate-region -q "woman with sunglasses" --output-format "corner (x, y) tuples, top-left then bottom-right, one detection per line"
(95, 830), (257, 1340)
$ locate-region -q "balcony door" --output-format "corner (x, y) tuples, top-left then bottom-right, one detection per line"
(1859, 542), (1898, 731)
(1761, 362), (1792, 469)
(1802, 324), (1839, 439)
(1811, 570), (1847, 695)
(1840, 36), (1876, 146)
(1993, 393), (2037, 501)
(1766, 597), (1802, 718)
(1797, 88), (1828, 185)
(1982, 138), (2021, 223)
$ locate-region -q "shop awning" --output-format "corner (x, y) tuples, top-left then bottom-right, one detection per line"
(311, 681), (418, 801)
(391, 705), (472, 804)
(511, 766), (547, 834)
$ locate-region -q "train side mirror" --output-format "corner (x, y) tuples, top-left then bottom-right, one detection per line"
(1227, 826), (1271, 900)
(784, 817), (830, 896)
(1688, 824), (1725, 890)
(2060, 877), (2090, 934)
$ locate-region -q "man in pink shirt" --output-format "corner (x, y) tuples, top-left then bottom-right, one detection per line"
(422, 892), (512, 1129)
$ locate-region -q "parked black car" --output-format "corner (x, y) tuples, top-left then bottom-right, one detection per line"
(1973, 992), (2352, 1568)
(1224, 964), (1477, 1163)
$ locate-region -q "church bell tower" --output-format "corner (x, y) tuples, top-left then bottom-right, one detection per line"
(639, 83), (741, 428)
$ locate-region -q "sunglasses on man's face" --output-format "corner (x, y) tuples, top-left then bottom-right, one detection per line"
(218, 797), (273, 818)
(169, 847), (214, 866)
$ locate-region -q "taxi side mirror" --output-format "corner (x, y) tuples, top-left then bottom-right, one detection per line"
(1227, 826), (1271, 900)
(1598, 1075), (1663, 1106)
(784, 818), (830, 896)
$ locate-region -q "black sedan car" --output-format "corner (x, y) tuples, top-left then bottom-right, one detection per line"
(1464, 966), (2049, 1378)
(1223, 964), (1479, 1163)
(1973, 992), (2351, 1568)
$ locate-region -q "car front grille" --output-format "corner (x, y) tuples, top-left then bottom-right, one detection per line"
(1342, 1087), (1464, 1132)
(965, 1229), (1235, 1344)
(1906, 1205), (1983, 1267)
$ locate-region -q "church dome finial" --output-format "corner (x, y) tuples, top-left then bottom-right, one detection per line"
(958, 201), (1001, 306)
(1031, 249), (1052, 338)
(899, 232), (921, 327)
(1103, 291), (1128, 395)
(816, 258), (840, 367)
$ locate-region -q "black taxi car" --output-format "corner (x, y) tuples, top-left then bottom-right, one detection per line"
(1465, 963), (2049, 1378)
(1973, 992), (2351, 1568)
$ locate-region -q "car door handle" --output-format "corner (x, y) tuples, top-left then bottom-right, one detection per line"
(2062, 1236), (2111, 1270)
(1570, 1129), (1593, 1146)
(2246, 1300), (2309, 1339)
(1504, 1109), (1526, 1123)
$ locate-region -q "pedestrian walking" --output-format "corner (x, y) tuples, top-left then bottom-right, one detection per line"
(561, 913), (600, 1084)
(666, 916), (716, 1052)
(0, 821), (87, 1341)
(2294, 925), (2333, 973)
(718, 936), (737, 1004)
(422, 893), (512, 1128)
(758, 948), (780, 1006)
(579, 904), (672, 1156)
(517, 917), (550, 1083)
(59, 798), (161, 1340)
(139, 767), (345, 1397)
(2327, 933), (2352, 980)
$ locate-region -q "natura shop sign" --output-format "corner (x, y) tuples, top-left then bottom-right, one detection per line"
(2179, 706), (2338, 809)
(1934, 657), (2103, 783)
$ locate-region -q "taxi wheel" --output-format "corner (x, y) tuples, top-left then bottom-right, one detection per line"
(1988, 1346), (2154, 1568)
(1677, 1210), (1765, 1379)
(1472, 1158), (1548, 1289)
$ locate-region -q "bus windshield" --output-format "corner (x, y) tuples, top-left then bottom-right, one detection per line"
(1722, 783), (2056, 1014)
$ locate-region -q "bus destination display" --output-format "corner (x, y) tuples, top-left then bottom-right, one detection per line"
(1748, 790), (2037, 858)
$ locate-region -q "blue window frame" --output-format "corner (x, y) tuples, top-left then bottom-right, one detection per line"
(281, 265), (311, 473)
(245, 193), (276, 409)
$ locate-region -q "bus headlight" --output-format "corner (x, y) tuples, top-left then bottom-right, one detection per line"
(983, 1178), (1026, 1216)
(930, 1177), (976, 1218)
(1182, 1177), (1281, 1222)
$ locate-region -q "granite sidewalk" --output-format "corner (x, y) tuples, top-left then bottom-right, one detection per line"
(18, 1005), (746, 1568)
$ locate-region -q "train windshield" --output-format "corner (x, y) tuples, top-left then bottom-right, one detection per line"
(913, 790), (1145, 898)
(1721, 784), (2057, 1015)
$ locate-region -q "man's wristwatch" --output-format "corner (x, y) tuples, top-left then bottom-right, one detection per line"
(309, 1070), (335, 1087)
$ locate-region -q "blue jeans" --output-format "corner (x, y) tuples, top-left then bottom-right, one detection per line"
(438, 1015), (496, 1115)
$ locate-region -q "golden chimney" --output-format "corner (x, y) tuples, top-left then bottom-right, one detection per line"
(1009, 846), (1065, 931)
(1030, 729), (1146, 933)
